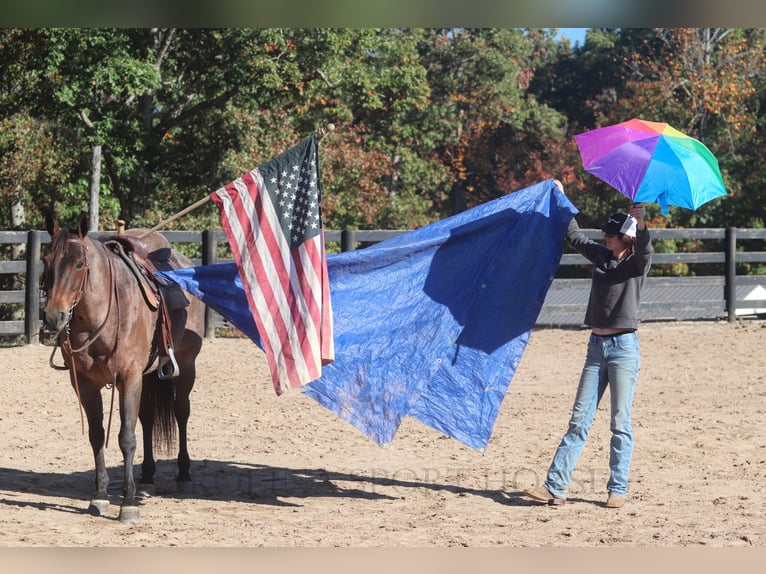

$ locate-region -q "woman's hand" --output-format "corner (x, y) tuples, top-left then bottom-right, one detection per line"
(630, 203), (646, 230)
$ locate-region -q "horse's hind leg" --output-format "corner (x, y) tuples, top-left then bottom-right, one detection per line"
(166, 295), (203, 494)
(174, 367), (195, 493)
(138, 374), (157, 497)
(79, 386), (110, 517)
(172, 309), (202, 493)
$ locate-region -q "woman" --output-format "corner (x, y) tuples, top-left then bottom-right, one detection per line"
(523, 186), (653, 509)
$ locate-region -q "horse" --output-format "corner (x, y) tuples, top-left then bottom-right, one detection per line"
(42, 214), (205, 522)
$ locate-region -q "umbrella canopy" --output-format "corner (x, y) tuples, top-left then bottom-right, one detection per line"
(575, 118), (727, 213)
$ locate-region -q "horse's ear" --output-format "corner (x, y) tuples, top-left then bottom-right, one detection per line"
(45, 212), (60, 237)
(77, 214), (89, 239)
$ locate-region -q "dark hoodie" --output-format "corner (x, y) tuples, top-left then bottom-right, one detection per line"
(565, 218), (653, 330)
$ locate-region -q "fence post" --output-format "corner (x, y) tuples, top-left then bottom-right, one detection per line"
(725, 227), (737, 323)
(341, 229), (357, 252)
(25, 230), (42, 344)
(201, 229), (218, 338)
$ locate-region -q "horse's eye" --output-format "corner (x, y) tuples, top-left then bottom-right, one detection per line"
(75, 261), (85, 270)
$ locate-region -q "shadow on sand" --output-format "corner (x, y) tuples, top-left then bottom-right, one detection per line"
(0, 459), (519, 517)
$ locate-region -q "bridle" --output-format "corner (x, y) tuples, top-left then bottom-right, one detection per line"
(47, 237), (121, 446)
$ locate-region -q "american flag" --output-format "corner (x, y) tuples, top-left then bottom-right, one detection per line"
(210, 135), (334, 395)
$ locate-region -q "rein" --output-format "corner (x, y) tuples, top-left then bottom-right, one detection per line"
(49, 239), (120, 446)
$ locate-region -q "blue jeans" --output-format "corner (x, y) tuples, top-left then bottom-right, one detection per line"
(543, 331), (640, 498)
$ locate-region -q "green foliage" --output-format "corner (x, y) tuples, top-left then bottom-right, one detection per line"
(1, 27), (764, 279)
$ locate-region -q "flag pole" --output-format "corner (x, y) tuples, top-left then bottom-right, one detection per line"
(137, 195), (212, 238)
(136, 123), (335, 239)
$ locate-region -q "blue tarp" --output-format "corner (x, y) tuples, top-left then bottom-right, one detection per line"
(158, 179), (577, 450)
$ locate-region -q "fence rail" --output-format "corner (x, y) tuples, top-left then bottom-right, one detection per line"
(2, 227), (766, 344)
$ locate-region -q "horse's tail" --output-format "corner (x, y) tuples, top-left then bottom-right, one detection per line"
(151, 376), (177, 454)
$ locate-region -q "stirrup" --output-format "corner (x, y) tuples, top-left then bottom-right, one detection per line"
(157, 347), (180, 379)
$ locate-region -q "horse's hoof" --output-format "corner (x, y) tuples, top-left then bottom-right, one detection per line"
(177, 480), (194, 495)
(88, 499), (110, 517)
(137, 483), (156, 498)
(118, 506), (140, 523)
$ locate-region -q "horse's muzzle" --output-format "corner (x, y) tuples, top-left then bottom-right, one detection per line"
(43, 306), (70, 333)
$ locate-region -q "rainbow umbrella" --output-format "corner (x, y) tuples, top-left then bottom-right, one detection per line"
(575, 118), (727, 214)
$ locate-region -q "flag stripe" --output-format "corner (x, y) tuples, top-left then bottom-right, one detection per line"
(318, 230), (335, 363)
(291, 240), (323, 378)
(294, 239), (322, 332)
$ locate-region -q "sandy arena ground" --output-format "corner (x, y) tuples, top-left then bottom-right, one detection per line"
(0, 320), (764, 548)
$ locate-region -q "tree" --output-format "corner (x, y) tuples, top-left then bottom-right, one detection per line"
(6, 27), (764, 238)
(1, 29), (315, 228)
(616, 28), (766, 227)
(217, 29), (446, 230)
(412, 28), (569, 214)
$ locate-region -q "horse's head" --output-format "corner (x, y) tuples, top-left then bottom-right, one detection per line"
(43, 214), (90, 334)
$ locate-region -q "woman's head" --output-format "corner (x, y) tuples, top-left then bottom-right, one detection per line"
(601, 212), (638, 255)
(601, 212), (637, 238)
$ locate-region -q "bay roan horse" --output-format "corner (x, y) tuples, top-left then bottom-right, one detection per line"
(42, 214), (204, 522)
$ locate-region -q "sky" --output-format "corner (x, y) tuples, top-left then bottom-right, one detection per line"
(556, 27), (589, 45)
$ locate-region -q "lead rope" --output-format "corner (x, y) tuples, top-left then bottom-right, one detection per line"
(104, 272), (120, 449)
(60, 336), (86, 436)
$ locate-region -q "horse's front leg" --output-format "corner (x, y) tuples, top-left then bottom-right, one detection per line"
(117, 376), (142, 523)
(78, 385), (110, 517)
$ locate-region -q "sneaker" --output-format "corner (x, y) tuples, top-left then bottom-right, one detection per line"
(605, 493), (626, 508)
(522, 485), (566, 506)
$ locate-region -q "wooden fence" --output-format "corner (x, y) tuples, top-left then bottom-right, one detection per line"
(2, 227), (766, 344)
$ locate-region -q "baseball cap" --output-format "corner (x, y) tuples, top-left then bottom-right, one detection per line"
(601, 213), (637, 238)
